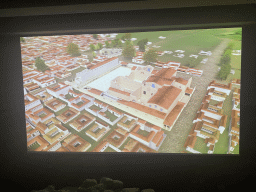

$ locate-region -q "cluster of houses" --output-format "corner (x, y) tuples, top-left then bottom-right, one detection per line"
(78, 57), (195, 131)
(228, 79), (240, 153)
(184, 80), (232, 154)
(21, 34), (125, 95)
(22, 34), (219, 153)
(21, 35), (102, 69)
(132, 51), (203, 77)
(25, 78), (168, 152)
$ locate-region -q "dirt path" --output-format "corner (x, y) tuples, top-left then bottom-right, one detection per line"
(158, 38), (231, 153)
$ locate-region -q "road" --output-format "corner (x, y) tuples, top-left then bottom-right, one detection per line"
(158, 38), (231, 153)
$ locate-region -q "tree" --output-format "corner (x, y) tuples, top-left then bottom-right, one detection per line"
(124, 40), (133, 46)
(143, 48), (158, 64)
(93, 34), (98, 39)
(122, 33), (131, 41)
(35, 57), (49, 72)
(220, 53), (231, 66)
(67, 43), (81, 57)
(90, 44), (96, 51)
(217, 63), (231, 80)
(105, 41), (110, 48)
(117, 39), (122, 47)
(122, 44), (135, 59)
(98, 43), (103, 50)
(137, 38), (148, 52)
(92, 51), (96, 58)
(110, 38), (120, 48)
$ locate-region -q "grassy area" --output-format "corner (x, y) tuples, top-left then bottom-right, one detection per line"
(76, 101), (84, 106)
(104, 147), (116, 152)
(65, 93), (74, 100)
(119, 137), (131, 150)
(89, 105), (101, 111)
(215, 28), (242, 41)
(104, 111), (118, 122)
(57, 108), (118, 152)
(232, 144), (239, 154)
(213, 91), (233, 154)
(137, 129), (150, 137)
(39, 113), (47, 118)
(54, 105), (70, 116)
(193, 137), (208, 154)
(231, 54), (241, 70)
(209, 100), (220, 106)
(28, 141), (40, 151)
(117, 28), (241, 69)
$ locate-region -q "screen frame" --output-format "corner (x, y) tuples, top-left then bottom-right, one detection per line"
(0, 3), (256, 191)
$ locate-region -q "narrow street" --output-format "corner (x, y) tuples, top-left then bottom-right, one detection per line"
(158, 38), (231, 153)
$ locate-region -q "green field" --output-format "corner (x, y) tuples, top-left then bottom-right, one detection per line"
(117, 27), (242, 69)
(232, 144), (239, 154)
(193, 137), (208, 154)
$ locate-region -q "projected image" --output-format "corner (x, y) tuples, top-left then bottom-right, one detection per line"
(21, 28), (241, 153)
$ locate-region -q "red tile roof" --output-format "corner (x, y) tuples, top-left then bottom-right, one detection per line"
(90, 57), (118, 70)
(163, 101), (185, 127)
(118, 100), (166, 119)
(88, 88), (103, 95)
(109, 87), (131, 96)
(154, 67), (176, 79)
(148, 86), (182, 110)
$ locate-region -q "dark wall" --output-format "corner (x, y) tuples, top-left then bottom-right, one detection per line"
(0, 4), (256, 192)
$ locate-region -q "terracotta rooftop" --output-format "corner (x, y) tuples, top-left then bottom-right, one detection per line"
(209, 80), (232, 90)
(185, 87), (194, 95)
(184, 135), (197, 148)
(163, 101), (185, 127)
(92, 140), (109, 152)
(154, 67), (176, 79)
(88, 88), (103, 96)
(173, 77), (189, 85)
(148, 86), (182, 110)
(109, 87), (131, 96)
(130, 142), (157, 153)
(90, 57), (118, 70)
(118, 100), (166, 119)
(146, 76), (174, 86)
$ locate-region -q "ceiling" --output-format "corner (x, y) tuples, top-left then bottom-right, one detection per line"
(0, 0), (255, 17)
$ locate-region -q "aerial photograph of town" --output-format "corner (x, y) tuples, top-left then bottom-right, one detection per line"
(21, 27), (241, 154)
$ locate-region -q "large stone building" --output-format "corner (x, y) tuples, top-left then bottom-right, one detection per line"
(75, 57), (120, 88)
(106, 65), (194, 130)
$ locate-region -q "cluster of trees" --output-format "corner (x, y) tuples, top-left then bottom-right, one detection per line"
(217, 42), (234, 80)
(143, 48), (158, 64)
(67, 43), (81, 57)
(89, 43), (103, 51)
(35, 57), (50, 72)
(122, 40), (136, 59)
(121, 33), (132, 41)
(105, 39), (123, 48)
(137, 38), (148, 52)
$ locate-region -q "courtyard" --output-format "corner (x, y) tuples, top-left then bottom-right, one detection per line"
(86, 66), (131, 92)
